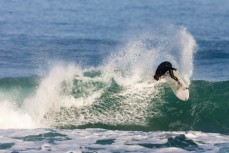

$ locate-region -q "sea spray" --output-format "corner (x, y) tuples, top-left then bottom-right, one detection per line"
(0, 101), (36, 128)
(0, 76), (39, 129)
(0, 26), (197, 129)
(176, 27), (197, 86)
(103, 26), (196, 86)
(23, 64), (87, 127)
(25, 63), (160, 127)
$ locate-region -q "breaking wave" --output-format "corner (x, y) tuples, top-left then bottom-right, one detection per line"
(3, 27), (227, 134)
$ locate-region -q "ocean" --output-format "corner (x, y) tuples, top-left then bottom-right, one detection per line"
(0, 0), (229, 152)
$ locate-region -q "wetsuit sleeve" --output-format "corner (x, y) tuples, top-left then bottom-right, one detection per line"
(169, 67), (176, 71)
(169, 70), (179, 82)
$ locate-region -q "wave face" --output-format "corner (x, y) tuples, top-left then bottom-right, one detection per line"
(151, 80), (229, 134)
(0, 76), (228, 134)
(3, 27), (227, 134)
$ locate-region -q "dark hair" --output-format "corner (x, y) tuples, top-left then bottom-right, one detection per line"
(154, 75), (160, 81)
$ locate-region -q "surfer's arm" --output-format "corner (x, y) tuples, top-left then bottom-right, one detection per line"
(169, 67), (177, 71)
(169, 70), (179, 82)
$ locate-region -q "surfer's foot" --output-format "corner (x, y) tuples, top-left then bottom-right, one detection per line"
(183, 87), (188, 90)
(178, 82), (182, 86)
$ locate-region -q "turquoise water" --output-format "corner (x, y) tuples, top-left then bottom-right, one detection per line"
(0, 0), (229, 152)
(0, 76), (228, 134)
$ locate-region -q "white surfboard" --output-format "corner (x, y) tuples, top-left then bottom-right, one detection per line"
(164, 71), (189, 101)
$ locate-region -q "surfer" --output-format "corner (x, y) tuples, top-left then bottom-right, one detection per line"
(154, 61), (180, 84)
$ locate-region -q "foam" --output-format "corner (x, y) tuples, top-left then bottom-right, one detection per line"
(0, 26), (196, 129)
(0, 101), (37, 129)
(0, 129), (228, 152)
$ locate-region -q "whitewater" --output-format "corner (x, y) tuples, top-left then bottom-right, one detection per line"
(0, 0), (229, 152)
(0, 27), (229, 152)
(0, 27), (196, 129)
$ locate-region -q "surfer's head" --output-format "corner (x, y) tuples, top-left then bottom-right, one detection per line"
(154, 74), (160, 81)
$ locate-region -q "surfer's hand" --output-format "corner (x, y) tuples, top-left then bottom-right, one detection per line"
(174, 68), (178, 71)
(178, 81), (181, 86)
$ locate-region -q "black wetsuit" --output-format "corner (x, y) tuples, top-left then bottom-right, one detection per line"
(155, 61), (179, 81)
